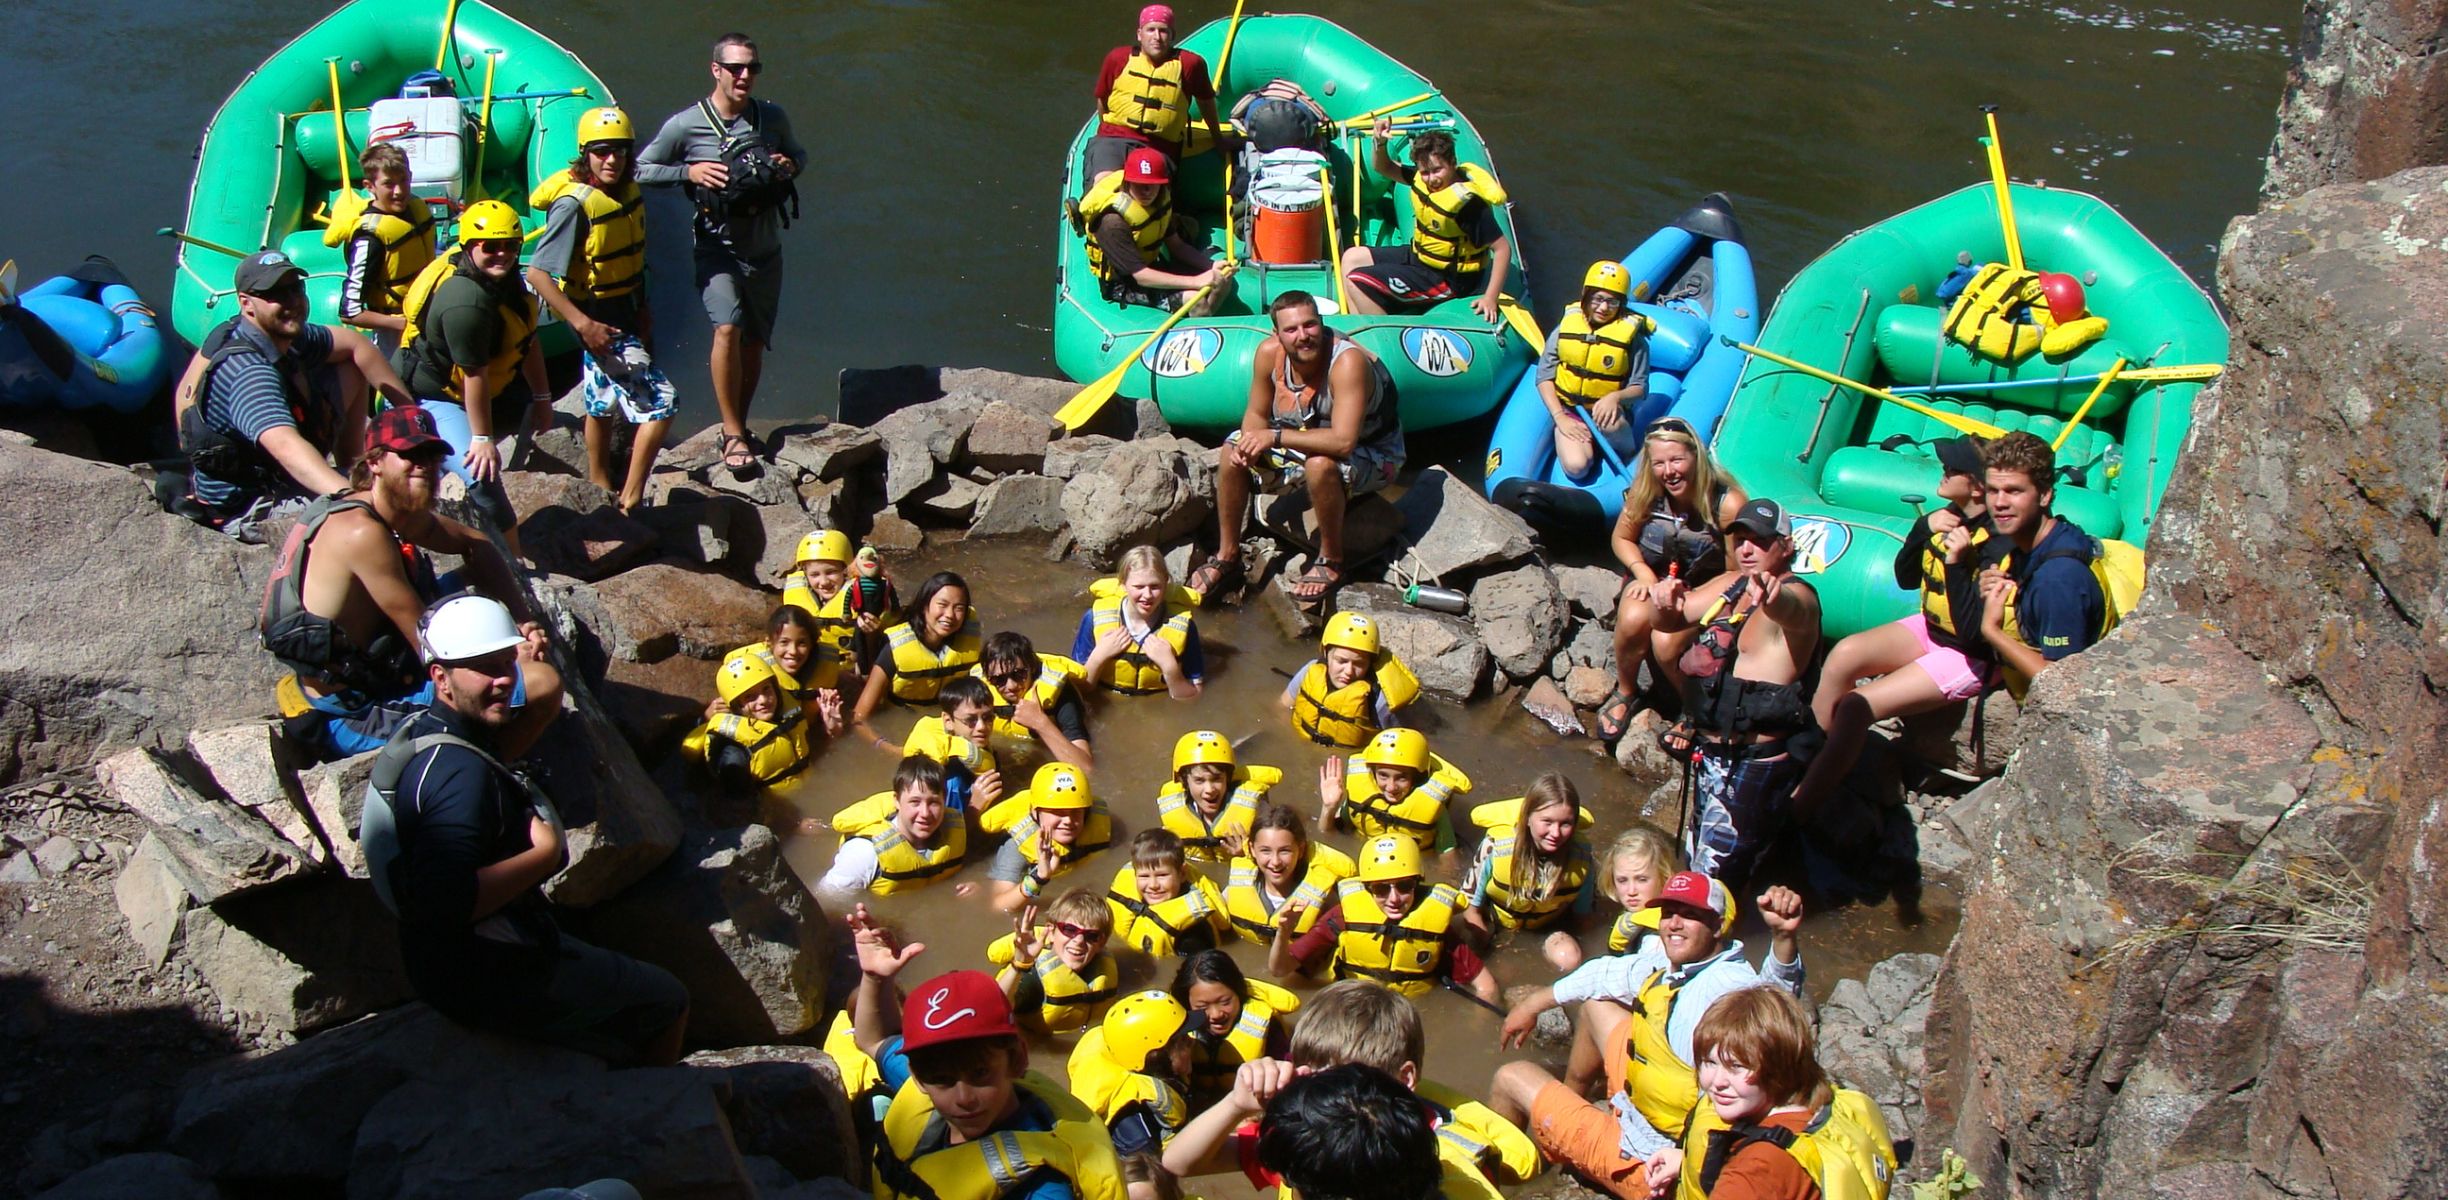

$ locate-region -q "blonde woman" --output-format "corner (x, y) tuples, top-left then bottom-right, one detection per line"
(1597, 417), (1747, 741)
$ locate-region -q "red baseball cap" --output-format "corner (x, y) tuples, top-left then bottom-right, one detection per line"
(1124, 147), (1173, 185)
(368, 405), (449, 457)
(1646, 870), (1735, 930)
(900, 970), (1019, 1052)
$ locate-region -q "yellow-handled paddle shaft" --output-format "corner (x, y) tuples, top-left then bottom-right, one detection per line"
(1214, 0), (1249, 88)
(1981, 105), (2024, 272)
(2052, 356), (2125, 452)
(157, 227), (254, 259)
(435, 0), (462, 71)
(326, 58), (352, 192)
(1333, 91), (1436, 131)
(1222, 161), (1236, 266)
(1725, 337), (2008, 440)
(1320, 166), (1351, 315)
(471, 48), (502, 201)
(1054, 284), (1217, 431)
(1497, 297), (1541, 346)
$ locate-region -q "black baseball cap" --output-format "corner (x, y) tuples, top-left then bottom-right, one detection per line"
(1727, 498), (1791, 539)
(1934, 436), (1985, 479)
(233, 251), (307, 297)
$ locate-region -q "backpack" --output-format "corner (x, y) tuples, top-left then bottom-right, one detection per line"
(361, 726), (563, 915)
(1241, 96), (1321, 152)
(257, 494), (426, 696)
(2032, 535), (2146, 639)
(694, 99), (800, 229)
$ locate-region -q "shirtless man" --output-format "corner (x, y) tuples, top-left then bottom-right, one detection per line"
(1188, 292), (1405, 607)
(264, 405), (563, 762)
(1651, 499), (1821, 890)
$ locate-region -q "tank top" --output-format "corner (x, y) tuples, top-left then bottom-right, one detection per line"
(1271, 333), (1401, 452)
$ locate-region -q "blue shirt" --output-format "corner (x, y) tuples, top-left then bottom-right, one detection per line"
(1070, 609), (1205, 685)
(872, 1036), (1081, 1200)
(2009, 518), (2106, 661)
(193, 319), (338, 512)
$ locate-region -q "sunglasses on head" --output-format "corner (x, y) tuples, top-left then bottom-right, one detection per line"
(714, 59), (763, 75)
(1651, 417), (1695, 435)
(1050, 921), (1107, 943)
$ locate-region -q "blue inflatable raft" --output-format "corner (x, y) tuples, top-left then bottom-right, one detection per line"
(0, 257), (175, 414)
(1483, 194), (1759, 533)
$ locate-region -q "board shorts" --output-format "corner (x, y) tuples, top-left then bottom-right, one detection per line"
(1689, 746), (1802, 891)
(1527, 1028), (1650, 1199)
(1894, 613), (1996, 702)
(577, 336), (678, 424)
(1345, 244), (1471, 312)
(1086, 134), (1173, 179)
(1226, 430), (1402, 497)
(698, 249), (783, 347)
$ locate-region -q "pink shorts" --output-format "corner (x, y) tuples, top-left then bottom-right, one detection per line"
(1898, 614), (1995, 702)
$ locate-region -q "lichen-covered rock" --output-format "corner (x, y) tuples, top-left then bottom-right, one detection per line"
(1470, 565), (1568, 681)
(1340, 585), (1488, 701)
(969, 475), (1068, 538)
(1060, 436), (1214, 569)
(1387, 467), (1536, 580)
(2261, 0), (2448, 203)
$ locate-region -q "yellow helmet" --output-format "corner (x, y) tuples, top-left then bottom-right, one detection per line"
(1101, 990), (1190, 1067)
(577, 106), (635, 146)
(1320, 611), (1380, 657)
(795, 529), (855, 566)
(1583, 260), (1632, 295)
(1354, 727), (1431, 776)
(715, 648), (780, 704)
(1171, 730), (1235, 775)
(1354, 834), (1423, 884)
(1029, 762), (1094, 812)
(459, 199), (522, 243)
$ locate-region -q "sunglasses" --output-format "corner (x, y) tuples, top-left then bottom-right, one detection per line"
(445, 649), (519, 679)
(584, 142), (631, 157)
(1050, 921), (1107, 943)
(1364, 879), (1416, 898)
(988, 667), (1034, 686)
(714, 60), (763, 75)
(1650, 416), (1695, 435)
(247, 283), (307, 302)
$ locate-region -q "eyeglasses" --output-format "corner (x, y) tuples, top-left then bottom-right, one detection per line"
(714, 60), (763, 76)
(1050, 921), (1108, 943)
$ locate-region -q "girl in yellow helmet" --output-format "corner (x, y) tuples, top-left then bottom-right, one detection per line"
(1539, 261), (1652, 481)
(1281, 611), (1420, 748)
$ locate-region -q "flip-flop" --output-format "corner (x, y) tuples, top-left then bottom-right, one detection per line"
(1186, 556), (1247, 606)
(1594, 690), (1637, 742)
(1290, 558), (1344, 605)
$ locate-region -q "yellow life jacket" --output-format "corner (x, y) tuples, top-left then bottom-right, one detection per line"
(1156, 765), (1280, 862)
(969, 653), (1088, 742)
(1618, 965), (1701, 1137)
(822, 1010), (884, 1102)
(1101, 52), (1191, 145)
(1105, 867), (1228, 957)
(740, 638), (841, 702)
(1329, 877), (1465, 997)
(1551, 309), (1649, 405)
(1085, 578), (1199, 695)
(1221, 843), (1355, 944)
(832, 791), (967, 895)
(1995, 534), (2144, 700)
(397, 247), (538, 397)
(782, 573), (861, 665)
(902, 716), (997, 781)
(1674, 1088), (1898, 1200)
(1419, 1080), (1543, 1186)
(1290, 655), (1423, 749)
(1002, 809), (1116, 879)
(527, 174), (647, 302)
(1408, 163), (1507, 276)
(1916, 514), (1994, 642)
(681, 708), (813, 786)
(1067, 1027), (1190, 1142)
(1941, 262), (2115, 362)
(1608, 906), (1660, 955)
(1186, 979), (1300, 1099)
(882, 609), (983, 704)
(987, 933), (1122, 1033)
(1078, 170), (1174, 280)
(1342, 756), (1471, 850)
(1466, 798), (1596, 930)
(872, 1070), (1127, 1200)
(323, 204), (437, 314)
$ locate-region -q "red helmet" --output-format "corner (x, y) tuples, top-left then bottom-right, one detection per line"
(2038, 273), (2086, 324)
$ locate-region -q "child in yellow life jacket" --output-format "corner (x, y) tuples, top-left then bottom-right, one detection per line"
(1270, 836), (1498, 1006)
(844, 907), (1127, 1200)
(1068, 990), (1198, 1158)
(817, 755), (969, 897)
(713, 605), (847, 728)
(975, 630), (1097, 771)
(1644, 986), (1898, 1200)
(1169, 949), (1298, 1108)
(1158, 731), (1281, 864)
(1321, 727), (1469, 863)
(1106, 830), (1229, 958)
(1552, 823), (1681, 972)
(1221, 801), (1356, 946)
(1075, 546), (1205, 699)
(896, 677), (1006, 815)
(329, 141), (435, 357)
(983, 762), (1114, 912)
(684, 647), (815, 790)
(782, 529), (896, 674)
(1282, 612), (1420, 749)
(991, 886), (1122, 1035)
(1463, 772), (1598, 953)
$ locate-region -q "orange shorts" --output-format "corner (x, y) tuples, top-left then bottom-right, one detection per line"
(1527, 1030), (1647, 1200)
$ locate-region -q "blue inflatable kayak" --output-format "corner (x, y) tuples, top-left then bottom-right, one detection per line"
(0, 257), (175, 414)
(1483, 194), (1759, 533)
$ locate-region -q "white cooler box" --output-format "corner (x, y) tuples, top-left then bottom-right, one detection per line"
(368, 96), (468, 207)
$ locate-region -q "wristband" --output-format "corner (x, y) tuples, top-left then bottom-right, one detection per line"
(469, 435), (494, 445)
(1021, 871), (1047, 898)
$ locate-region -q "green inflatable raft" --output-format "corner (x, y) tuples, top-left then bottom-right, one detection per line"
(169, 0), (609, 350)
(1053, 14), (1533, 431)
(1711, 182), (2227, 640)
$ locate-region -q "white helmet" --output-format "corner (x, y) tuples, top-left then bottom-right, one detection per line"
(420, 593), (525, 663)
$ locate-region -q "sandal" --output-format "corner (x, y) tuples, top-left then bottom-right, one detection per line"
(1185, 556), (1247, 606)
(1594, 690), (1638, 743)
(1656, 718), (1697, 758)
(719, 431), (760, 477)
(1290, 557), (1344, 605)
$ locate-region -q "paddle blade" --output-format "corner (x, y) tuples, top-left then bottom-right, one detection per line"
(0, 259), (16, 304)
(1501, 302), (1542, 346)
(1054, 360), (1132, 431)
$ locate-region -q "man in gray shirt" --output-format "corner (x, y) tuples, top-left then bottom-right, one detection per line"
(636, 31), (805, 478)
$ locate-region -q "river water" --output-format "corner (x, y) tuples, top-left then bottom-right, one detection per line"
(5, 0), (2294, 433)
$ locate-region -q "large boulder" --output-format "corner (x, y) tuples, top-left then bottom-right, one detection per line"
(185, 723), (326, 863)
(1339, 585), (1489, 701)
(526, 663), (686, 908)
(969, 474), (1068, 538)
(1817, 952), (1942, 1150)
(584, 564), (777, 664)
(34, 1153), (221, 1200)
(772, 423), (884, 483)
(347, 1070), (755, 1199)
(577, 824), (830, 1044)
(2261, 0), (2448, 203)
(506, 474), (659, 582)
(174, 876), (409, 1036)
(964, 400), (1054, 474)
(97, 748), (316, 905)
(1257, 491), (1405, 563)
(0, 439), (284, 783)
(683, 1046), (866, 1186)
(1388, 467), (1537, 580)
(872, 397), (987, 505)
(938, 366), (1080, 416)
(1469, 565), (1568, 681)
(1060, 436), (1215, 569)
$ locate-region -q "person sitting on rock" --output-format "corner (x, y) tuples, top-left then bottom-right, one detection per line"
(818, 754), (970, 897)
(1975, 430), (2108, 695)
(1068, 990), (1199, 1156)
(683, 647), (815, 791)
(1268, 835), (1500, 1006)
(976, 631), (1096, 771)
(1157, 730), (1281, 865)
(173, 249), (414, 541)
(1485, 873), (1804, 1200)
(1595, 416), (1748, 744)
(984, 763), (1115, 912)
(783, 529), (895, 674)
(1650, 499), (1821, 891)
(1340, 127), (1512, 324)
(1107, 829), (1229, 958)
(846, 908), (1126, 1200)
(1078, 146), (1230, 313)
(850, 571), (982, 752)
(363, 593), (688, 1065)
(1076, 546), (1205, 699)
(1192, 292), (1406, 606)
(1641, 986), (1899, 1200)
(261, 404), (560, 763)
(1085, 4), (1227, 181)
(1462, 774), (1597, 954)
(1280, 611), (1421, 748)
(1321, 727), (1468, 866)
(991, 887), (1125, 1035)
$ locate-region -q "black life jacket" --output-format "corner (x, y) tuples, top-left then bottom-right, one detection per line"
(258, 494), (437, 696)
(182, 319), (321, 504)
(691, 98), (800, 230)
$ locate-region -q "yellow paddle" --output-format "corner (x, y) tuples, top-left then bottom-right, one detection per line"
(1, 260), (17, 305)
(471, 48), (502, 201)
(1497, 297), (1542, 346)
(1214, 0), (1249, 88)
(1223, 161), (1237, 266)
(1980, 104), (2024, 272)
(1892, 362), (2223, 395)
(2051, 356), (2125, 452)
(1723, 337), (2008, 440)
(325, 57), (353, 193)
(1332, 91), (1436, 132)
(1053, 284), (1217, 430)
(1320, 166), (1351, 314)
(434, 0), (462, 71)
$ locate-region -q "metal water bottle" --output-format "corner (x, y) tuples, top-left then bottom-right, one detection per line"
(1404, 583), (1469, 614)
